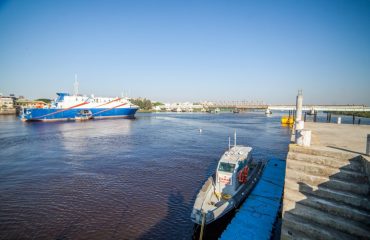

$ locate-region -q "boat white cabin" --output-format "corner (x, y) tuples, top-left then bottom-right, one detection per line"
(215, 146), (252, 197)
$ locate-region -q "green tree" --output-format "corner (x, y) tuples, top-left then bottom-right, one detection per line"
(152, 102), (164, 107)
(130, 98), (153, 110)
(35, 98), (52, 103)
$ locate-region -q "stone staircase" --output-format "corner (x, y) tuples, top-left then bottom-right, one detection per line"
(281, 144), (370, 240)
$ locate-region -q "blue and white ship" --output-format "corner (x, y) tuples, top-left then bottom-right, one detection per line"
(20, 81), (139, 121)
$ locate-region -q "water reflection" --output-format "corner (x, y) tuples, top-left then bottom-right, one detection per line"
(139, 190), (192, 240)
(57, 119), (134, 154)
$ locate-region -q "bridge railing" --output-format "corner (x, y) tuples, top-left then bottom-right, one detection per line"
(199, 102), (369, 112)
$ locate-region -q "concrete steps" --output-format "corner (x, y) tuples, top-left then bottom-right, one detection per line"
(282, 143), (370, 239)
(286, 157), (366, 183)
(281, 226), (312, 240)
(285, 169), (369, 195)
(287, 151), (363, 172)
(284, 201), (370, 239)
(288, 144), (358, 161)
(282, 212), (357, 240)
(284, 187), (370, 225)
(285, 178), (370, 212)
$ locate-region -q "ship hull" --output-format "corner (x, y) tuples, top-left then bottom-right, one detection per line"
(21, 107), (138, 121)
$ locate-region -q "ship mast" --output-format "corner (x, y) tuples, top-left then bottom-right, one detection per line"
(74, 74), (79, 96)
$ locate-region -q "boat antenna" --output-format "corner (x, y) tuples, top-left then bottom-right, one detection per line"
(228, 136), (231, 151)
(234, 130), (236, 147)
(74, 74), (79, 96)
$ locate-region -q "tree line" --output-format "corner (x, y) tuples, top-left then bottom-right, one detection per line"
(130, 98), (153, 110)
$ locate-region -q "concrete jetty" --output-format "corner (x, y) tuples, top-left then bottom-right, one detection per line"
(282, 122), (370, 239)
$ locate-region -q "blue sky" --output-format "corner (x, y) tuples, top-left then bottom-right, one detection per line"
(0, 0), (369, 104)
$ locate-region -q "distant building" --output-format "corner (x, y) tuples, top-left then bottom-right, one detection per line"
(153, 105), (163, 111)
(161, 102), (205, 112)
(15, 99), (48, 109)
(0, 96), (16, 114)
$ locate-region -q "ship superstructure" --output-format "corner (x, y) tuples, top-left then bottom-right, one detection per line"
(20, 92), (139, 121)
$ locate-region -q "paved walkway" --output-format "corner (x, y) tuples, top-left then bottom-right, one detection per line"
(304, 122), (370, 155)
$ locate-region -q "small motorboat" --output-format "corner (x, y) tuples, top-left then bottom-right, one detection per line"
(232, 108), (240, 114)
(75, 109), (93, 121)
(191, 133), (265, 225)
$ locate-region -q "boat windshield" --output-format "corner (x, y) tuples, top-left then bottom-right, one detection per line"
(218, 162), (235, 173)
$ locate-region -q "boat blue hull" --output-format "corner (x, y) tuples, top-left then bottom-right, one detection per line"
(21, 108), (138, 121)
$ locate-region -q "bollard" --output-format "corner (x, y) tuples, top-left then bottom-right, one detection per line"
(296, 129), (311, 147)
(366, 134), (370, 156)
(337, 117), (341, 124)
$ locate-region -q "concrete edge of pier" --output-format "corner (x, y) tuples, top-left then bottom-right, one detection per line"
(281, 122), (370, 240)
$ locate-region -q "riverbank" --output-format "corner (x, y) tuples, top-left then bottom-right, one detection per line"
(329, 111), (370, 118)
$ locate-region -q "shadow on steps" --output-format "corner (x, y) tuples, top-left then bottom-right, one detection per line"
(282, 155), (370, 240)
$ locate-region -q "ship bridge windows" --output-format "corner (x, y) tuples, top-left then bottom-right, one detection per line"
(218, 163), (235, 173)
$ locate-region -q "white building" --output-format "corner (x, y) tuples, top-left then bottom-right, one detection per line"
(153, 105), (162, 111)
(0, 96), (16, 114)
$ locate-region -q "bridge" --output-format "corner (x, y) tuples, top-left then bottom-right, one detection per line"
(204, 101), (370, 112)
(266, 105), (370, 112)
(205, 101), (267, 110)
